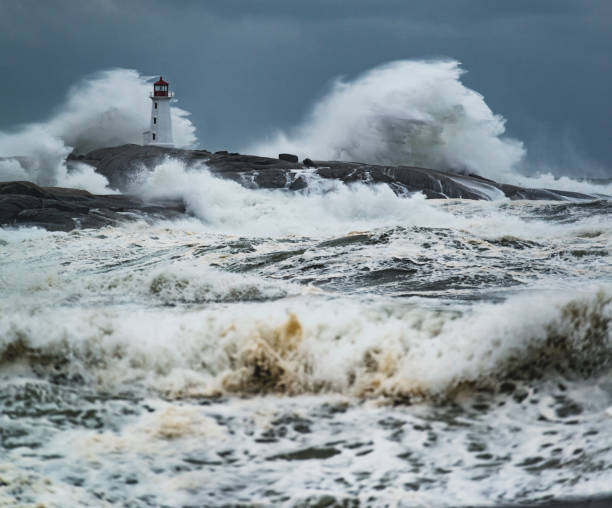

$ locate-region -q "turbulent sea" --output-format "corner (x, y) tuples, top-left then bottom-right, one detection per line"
(1, 166), (611, 507)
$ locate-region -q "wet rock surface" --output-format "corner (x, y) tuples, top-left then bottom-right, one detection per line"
(75, 144), (599, 200)
(494, 497), (612, 508)
(0, 181), (184, 231)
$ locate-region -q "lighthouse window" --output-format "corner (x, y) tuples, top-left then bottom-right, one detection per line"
(153, 117), (157, 124)
(152, 133), (156, 141)
(154, 102), (158, 109)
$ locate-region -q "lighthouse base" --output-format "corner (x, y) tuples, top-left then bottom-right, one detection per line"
(142, 130), (174, 148)
(145, 142), (175, 148)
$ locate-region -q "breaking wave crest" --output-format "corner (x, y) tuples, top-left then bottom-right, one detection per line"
(1, 252), (292, 306)
(248, 59), (612, 195)
(136, 158), (612, 239)
(0, 69), (196, 192)
(249, 59), (526, 183)
(1, 287), (610, 400)
(143, 262), (290, 304)
(136, 158), (457, 237)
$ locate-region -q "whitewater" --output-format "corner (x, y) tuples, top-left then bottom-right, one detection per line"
(1, 60), (612, 507)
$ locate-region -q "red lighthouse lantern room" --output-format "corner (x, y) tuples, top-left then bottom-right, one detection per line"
(153, 77), (169, 97)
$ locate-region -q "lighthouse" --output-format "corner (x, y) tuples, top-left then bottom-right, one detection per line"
(143, 76), (174, 147)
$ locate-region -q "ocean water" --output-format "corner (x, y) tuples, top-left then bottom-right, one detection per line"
(1, 165), (611, 507)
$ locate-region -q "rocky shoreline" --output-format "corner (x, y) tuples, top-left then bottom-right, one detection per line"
(0, 144), (606, 231)
(0, 181), (184, 231)
(77, 144), (595, 200)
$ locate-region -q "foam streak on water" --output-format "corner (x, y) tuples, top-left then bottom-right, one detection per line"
(1, 172), (612, 506)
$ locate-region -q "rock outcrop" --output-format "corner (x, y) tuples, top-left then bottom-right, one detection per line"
(72, 144), (598, 201)
(0, 181), (184, 231)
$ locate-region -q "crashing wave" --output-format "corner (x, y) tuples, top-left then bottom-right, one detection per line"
(249, 59), (526, 183)
(1, 287), (609, 400)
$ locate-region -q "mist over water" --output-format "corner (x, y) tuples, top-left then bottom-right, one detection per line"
(137, 158), (612, 240)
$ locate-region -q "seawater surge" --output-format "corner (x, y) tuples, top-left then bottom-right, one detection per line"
(1, 176), (611, 505)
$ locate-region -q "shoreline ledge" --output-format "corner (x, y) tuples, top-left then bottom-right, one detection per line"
(76, 144), (597, 201)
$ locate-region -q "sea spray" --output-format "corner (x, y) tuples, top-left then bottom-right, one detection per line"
(2, 61), (610, 200)
(248, 59), (612, 196)
(248, 59), (526, 182)
(136, 157), (457, 237)
(0, 69), (196, 191)
(134, 157), (612, 240)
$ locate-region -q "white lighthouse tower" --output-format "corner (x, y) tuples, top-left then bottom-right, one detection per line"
(143, 76), (174, 147)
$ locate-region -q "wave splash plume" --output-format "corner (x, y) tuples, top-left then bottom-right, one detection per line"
(250, 59), (526, 182)
(0, 69), (196, 192)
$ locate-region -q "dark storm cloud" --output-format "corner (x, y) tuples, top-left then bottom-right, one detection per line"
(1, 0), (611, 176)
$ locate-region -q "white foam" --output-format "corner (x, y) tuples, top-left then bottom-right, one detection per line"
(137, 158), (458, 237)
(247, 59), (612, 196)
(135, 158), (612, 242)
(1, 285), (609, 399)
(145, 262), (291, 304)
(513, 172), (612, 198)
(1, 194), (610, 506)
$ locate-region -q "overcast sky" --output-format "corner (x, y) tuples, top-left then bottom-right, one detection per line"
(1, 0), (610, 176)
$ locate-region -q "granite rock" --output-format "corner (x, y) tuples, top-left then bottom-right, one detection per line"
(72, 144), (600, 201)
